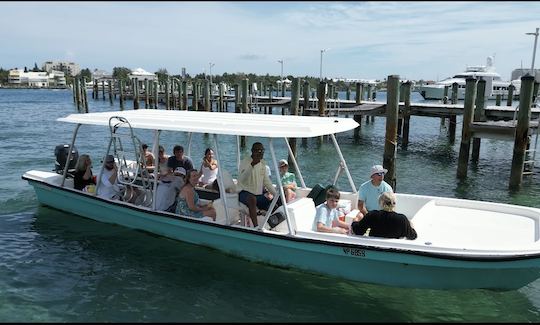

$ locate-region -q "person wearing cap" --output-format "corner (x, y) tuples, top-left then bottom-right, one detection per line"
(237, 142), (277, 227)
(167, 145), (194, 172)
(278, 159), (297, 202)
(351, 192), (417, 240)
(97, 154), (121, 200)
(358, 164), (394, 216)
(155, 162), (183, 212)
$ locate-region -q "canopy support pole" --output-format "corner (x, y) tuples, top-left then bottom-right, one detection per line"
(151, 129), (161, 210)
(268, 138), (294, 234)
(284, 137), (306, 188)
(213, 134), (230, 225)
(61, 123), (81, 187)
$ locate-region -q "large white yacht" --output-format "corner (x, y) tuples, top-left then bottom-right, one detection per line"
(417, 57), (521, 100)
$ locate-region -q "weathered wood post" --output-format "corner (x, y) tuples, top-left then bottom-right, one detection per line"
(507, 84), (514, 107)
(367, 84), (373, 101)
(240, 79), (249, 148)
(133, 78), (140, 110)
(268, 84), (273, 114)
(281, 79), (286, 97)
(101, 80), (106, 100)
(509, 75), (535, 189)
(441, 85), (449, 126)
(496, 94), (502, 106)
(144, 79), (149, 108)
(192, 81), (199, 111)
(233, 83), (240, 113)
(154, 81), (159, 109)
(289, 77), (300, 162)
(471, 79), (487, 162)
(398, 83), (405, 136)
(74, 78), (81, 111)
(92, 79), (97, 99)
(346, 85), (351, 101)
(302, 80), (310, 146)
(401, 81), (412, 148)
(383, 75), (400, 190)
(108, 79), (113, 104)
(182, 81), (188, 110)
(204, 79), (211, 111)
(456, 78), (478, 179)
(353, 82), (363, 139)
(218, 82), (224, 112)
(119, 79), (124, 110)
(317, 81), (327, 143)
(165, 78), (170, 110)
(83, 78), (89, 113)
(449, 82), (458, 143)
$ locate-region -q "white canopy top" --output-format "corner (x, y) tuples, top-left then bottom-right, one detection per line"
(58, 110), (359, 138)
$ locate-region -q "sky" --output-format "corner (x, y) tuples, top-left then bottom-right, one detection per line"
(1, 1), (539, 81)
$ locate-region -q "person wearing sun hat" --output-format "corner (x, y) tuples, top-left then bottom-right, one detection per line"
(357, 164), (394, 216)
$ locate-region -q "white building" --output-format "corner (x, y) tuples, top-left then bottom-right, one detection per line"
(92, 69), (112, 81)
(7, 69), (66, 87)
(42, 61), (81, 77)
(128, 68), (157, 81)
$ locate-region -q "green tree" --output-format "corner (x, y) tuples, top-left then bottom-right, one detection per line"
(0, 68), (9, 83)
(155, 68), (169, 83)
(78, 68), (92, 80)
(112, 66), (131, 81)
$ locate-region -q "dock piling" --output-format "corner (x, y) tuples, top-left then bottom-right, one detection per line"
(383, 75), (400, 190)
(509, 75), (535, 189)
(456, 78), (478, 179)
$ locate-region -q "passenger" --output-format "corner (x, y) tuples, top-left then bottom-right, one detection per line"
(155, 163), (183, 212)
(97, 154), (121, 200)
(315, 187), (350, 234)
(198, 148), (218, 188)
(176, 169), (216, 221)
(351, 192), (417, 240)
(141, 143), (155, 171)
(167, 145), (194, 171)
(157, 145), (168, 166)
(237, 142), (277, 227)
(73, 154), (96, 191)
(357, 164), (393, 216)
(278, 159), (297, 202)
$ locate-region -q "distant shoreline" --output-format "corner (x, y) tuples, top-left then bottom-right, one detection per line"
(0, 85), (69, 90)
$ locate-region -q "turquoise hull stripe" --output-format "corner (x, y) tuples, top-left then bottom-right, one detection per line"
(29, 180), (540, 290)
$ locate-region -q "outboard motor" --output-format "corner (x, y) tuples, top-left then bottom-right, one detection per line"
(54, 144), (78, 174)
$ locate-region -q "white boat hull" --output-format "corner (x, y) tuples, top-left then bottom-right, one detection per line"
(23, 170), (540, 290)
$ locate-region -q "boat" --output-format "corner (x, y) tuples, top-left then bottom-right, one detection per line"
(23, 109), (540, 290)
(417, 56), (521, 100)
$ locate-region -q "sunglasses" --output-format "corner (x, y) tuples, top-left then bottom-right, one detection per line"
(373, 172), (384, 176)
(252, 149), (265, 153)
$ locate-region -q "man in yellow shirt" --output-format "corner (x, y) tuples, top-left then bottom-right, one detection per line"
(238, 142), (277, 227)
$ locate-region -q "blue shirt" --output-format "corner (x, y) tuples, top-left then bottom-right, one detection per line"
(359, 180), (393, 212)
(314, 203), (340, 228)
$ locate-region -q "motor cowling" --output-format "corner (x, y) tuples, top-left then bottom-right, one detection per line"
(54, 144), (78, 173)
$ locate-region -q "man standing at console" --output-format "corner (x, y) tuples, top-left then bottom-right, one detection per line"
(237, 142), (277, 227)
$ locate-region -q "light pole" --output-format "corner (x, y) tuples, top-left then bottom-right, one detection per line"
(277, 59), (283, 93)
(526, 27), (539, 74)
(209, 62), (215, 84)
(320, 48), (329, 81)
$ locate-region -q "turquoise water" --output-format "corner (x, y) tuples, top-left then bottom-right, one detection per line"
(1, 88), (540, 322)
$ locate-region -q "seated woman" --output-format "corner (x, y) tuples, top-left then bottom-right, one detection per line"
(278, 159), (297, 202)
(176, 168), (216, 221)
(198, 148), (218, 188)
(73, 154), (96, 191)
(350, 192), (417, 240)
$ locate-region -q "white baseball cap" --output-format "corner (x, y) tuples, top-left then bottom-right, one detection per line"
(370, 165), (388, 177)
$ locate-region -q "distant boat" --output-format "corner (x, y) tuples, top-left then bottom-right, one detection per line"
(417, 57), (521, 100)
